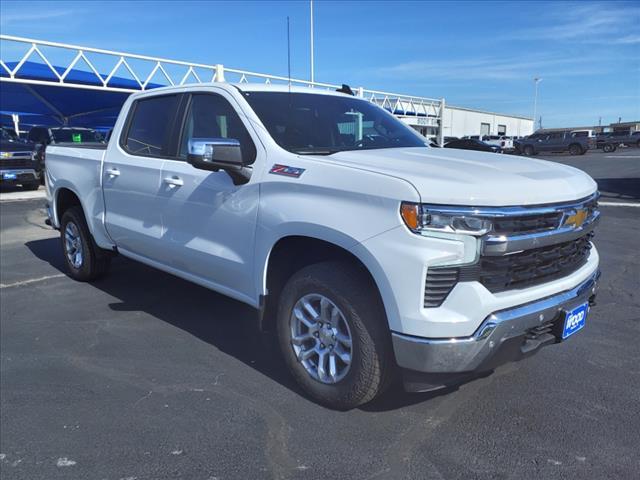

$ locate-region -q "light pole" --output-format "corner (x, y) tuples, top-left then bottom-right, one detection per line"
(532, 77), (542, 131)
(310, 0), (314, 84)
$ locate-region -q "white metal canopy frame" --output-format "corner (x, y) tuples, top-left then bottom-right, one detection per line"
(0, 34), (445, 142)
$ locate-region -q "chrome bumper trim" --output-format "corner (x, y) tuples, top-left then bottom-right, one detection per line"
(392, 270), (600, 373)
(0, 168), (38, 178)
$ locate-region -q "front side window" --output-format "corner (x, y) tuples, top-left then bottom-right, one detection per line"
(179, 93), (256, 164)
(124, 94), (180, 157)
(242, 92), (427, 155)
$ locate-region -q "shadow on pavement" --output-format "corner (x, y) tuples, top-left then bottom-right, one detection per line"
(596, 178), (640, 202)
(26, 236), (447, 411)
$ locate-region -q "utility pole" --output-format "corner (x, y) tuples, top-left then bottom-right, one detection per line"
(310, 0), (315, 84)
(532, 77), (542, 131)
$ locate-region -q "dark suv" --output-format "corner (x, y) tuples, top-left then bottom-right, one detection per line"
(515, 132), (594, 156)
(0, 129), (41, 190)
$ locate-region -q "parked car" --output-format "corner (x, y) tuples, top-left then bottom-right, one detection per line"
(570, 129), (596, 138)
(45, 84), (600, 409)
(445, 138), (502, 153)
(0, 128), (41, 190)
(515, 131), (595, 156)
(482, 135), (515, 152)
(596, 131), (640, 151)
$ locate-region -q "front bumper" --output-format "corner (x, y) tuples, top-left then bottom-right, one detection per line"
(0, 168), (40, 183)
(392, 270), (599, 383)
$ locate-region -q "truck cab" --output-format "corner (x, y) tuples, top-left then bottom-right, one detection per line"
(44, 83), (600, 409)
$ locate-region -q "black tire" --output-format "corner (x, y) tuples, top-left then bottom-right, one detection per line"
(276, 261), (394, 409)
(603, 143), (615, 153)
(21, 181), (40, 191)
(60, 206), (111, 282)
(523, 145), (535, 156)
(569, 143), (583, 155)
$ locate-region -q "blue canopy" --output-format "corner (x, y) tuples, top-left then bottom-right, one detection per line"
(1, 61), (162, 128)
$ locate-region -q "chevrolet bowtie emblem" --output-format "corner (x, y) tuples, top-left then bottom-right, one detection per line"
(564, 209), (588, 228)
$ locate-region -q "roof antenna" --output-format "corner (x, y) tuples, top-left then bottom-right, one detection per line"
(287, 16), (292, 93)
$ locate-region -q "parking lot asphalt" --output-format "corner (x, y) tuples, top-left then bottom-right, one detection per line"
(1, 150), (639, 479)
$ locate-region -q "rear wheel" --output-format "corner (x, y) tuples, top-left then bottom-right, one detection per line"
(603, 143), (615, 153)
(523, 145), (535, 156)
(569, 143), (583, 155)
(277, 261), (393, 409)
(60, 206), (111, 281)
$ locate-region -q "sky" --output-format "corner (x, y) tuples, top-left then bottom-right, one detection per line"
(1, 0), (639, 127)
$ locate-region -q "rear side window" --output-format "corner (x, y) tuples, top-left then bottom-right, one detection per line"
(123, 94), (180, 157)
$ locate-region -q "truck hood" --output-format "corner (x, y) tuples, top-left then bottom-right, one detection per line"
(319, 147), (597, 206)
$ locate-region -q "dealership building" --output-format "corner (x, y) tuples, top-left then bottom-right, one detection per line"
(0, 35), (533, 143)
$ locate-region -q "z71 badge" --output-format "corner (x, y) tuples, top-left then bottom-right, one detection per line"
(269, 164), (306, 178)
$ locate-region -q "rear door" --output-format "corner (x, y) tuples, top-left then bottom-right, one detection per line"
(158, 90), (261, 301)
(102, 93), (182, 260)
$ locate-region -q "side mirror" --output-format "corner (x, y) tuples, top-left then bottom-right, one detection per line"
(187, 138), (244, 172)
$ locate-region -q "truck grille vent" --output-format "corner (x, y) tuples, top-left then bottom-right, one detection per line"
(1, 158), (34, 169)
(424, 267), (459, 308)
(460, 233), (593, 293)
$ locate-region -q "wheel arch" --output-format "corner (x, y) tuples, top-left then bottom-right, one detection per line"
(55, 186), (83, 226)
(259, 234), (389, 332)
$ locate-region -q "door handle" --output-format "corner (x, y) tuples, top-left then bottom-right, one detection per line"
(105, 168), (120, 177)
(163, 176), (184, 187)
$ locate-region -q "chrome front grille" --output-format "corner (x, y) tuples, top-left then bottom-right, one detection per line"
(423, 194), (599, 308)
(492, 212), (561, 234)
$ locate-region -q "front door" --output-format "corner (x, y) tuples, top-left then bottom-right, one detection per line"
(159, 91), (261, 302)
(103, 93), (181, 260)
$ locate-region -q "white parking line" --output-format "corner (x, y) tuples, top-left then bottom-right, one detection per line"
(0, 274), (65, 289)
(605, 155), (640, 158)
(599, 201), (640, 208)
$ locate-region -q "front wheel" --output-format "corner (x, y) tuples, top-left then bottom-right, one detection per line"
(60, 206), (111, 281)
(523, 145), (535, 156)
(277, 261), (393, 409)
(603, 143), (615, 153)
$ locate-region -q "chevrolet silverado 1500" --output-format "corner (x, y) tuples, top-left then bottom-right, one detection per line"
(45, 84), (600, 409)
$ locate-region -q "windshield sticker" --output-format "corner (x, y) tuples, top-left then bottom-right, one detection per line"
(269, 164), (306, 178)
(72, 133), (82, 143)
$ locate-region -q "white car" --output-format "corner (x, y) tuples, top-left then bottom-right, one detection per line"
(45, 84), (600, 409)
(482, 135), (514, 151)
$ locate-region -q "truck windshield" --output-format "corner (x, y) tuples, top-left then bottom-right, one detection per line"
(242, 91), (428, 155)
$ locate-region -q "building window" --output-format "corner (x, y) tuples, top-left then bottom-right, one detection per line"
(498, 124), (506, 135)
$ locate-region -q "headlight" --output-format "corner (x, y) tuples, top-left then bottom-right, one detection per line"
(0, 151), (11, 158)
(400, 202), (492, 236)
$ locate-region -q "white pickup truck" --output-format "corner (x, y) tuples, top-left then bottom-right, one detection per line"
(45, 84), (600, 409)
